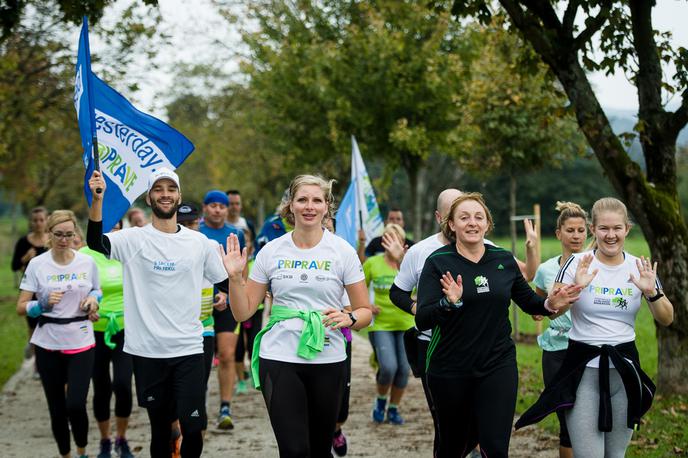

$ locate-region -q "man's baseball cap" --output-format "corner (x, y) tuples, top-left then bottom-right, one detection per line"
(147, 167), (180, 193)
(204, 190), (229, 206)
(177, 201), (200, 223)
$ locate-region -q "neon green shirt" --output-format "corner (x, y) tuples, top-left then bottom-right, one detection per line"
(80, 247), (124, 333)
(363, 254), (415, 331)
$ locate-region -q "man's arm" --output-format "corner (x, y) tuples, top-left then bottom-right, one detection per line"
(86, 171), (111, 256)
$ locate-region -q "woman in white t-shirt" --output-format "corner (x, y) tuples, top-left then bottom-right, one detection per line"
(16, 210), (101, 458)
(221, 174), (373, 457)
(516, 197), (674, 457)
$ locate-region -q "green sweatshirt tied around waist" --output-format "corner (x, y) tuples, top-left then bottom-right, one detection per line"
(251, 305), (326, 389)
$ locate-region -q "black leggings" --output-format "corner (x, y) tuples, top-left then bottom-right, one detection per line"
(235, 311), (263, 362)
(337, 341), (352, 424)
(92, 331), (133, 422)
(259, 358), (346, 457)
(542, 349), (571, 448)
(427, 363), (518, 458)
(35, 345), (95, 456)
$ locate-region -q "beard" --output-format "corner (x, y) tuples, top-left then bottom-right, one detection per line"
(150, 199), (179, 220)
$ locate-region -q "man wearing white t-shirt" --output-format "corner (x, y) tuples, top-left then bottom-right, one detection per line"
(87, 168), (228, 458)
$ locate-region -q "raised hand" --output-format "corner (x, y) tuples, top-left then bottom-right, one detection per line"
(574, 253), (598, 287)
(629, 256), (658, 296)
(440, 271), (463, 304)
(88, 170), (106, 200)
(381, 231), (406, 263)
(219, 233), (247, 279)
(523, 218), (538, 248)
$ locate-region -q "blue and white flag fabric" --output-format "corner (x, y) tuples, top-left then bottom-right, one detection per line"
(74, 17), (194, 232)
(351, 136), (383, 243)
(335, 180), (357, 248)
(336, 136), (383, 249)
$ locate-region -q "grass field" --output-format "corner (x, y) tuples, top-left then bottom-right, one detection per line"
(0, 225), (685, 455)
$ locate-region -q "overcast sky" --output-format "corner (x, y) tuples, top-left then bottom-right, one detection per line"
(115, 0), (688, 117)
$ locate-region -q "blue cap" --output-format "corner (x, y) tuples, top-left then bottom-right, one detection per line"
(203, 190), (229, 206)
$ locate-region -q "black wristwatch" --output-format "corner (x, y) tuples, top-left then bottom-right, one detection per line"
(347, 312), (357, 327)
(646, 290), (664, 302)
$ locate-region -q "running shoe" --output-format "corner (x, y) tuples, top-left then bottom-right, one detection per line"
(217, 405), (234, 430)
(114, 437), (134, 458)
(235, 379), (248, 395)
(372, 397), (386, 423)
(332, 429), (348, 456)
(386, 406), (404, 425)
(97, 438), (112, 458)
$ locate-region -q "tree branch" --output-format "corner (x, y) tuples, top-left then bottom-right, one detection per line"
(668, 88), (688, 138)
(520, 0), (562, 33)
(572, 2), (612, 50)
(562, 0), (580, 38)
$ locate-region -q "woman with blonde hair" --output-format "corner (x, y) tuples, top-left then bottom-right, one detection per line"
(221, 174), (373, 457)
(16, 210), (101, 458)
(517, 197), (673, 458)
(364, 223), (415, 425)
(532, 201), (588, 458)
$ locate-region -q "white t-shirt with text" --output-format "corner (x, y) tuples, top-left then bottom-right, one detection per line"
(107, 224), (228, 358)
(21, 250), (100, 350)
(250, 230), (364, 364)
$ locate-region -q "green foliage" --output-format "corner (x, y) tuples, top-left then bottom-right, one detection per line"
(451, 19), (586, 178)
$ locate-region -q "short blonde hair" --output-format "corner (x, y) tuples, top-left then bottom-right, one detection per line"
(441, 192), (494, 242)
(383, 223), (406, 242)
(278, 175), (335, 226)
(46, 210), (78, 248)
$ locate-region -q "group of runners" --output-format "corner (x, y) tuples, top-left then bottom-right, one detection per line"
(12, 167), (673, 458)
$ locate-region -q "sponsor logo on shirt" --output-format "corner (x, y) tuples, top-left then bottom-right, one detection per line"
(587, 285), (633, 296)
(46, 272), (88, 282)
(277, 259), (332, 270)
(299, 273), (309, 283)
(274, 273), (294, 280)
(153, 261), (176, 271)
(612, 297), (629, 310)
(474, 275), (490, 293)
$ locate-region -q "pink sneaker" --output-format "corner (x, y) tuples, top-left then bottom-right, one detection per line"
(332, 429), (347, 456)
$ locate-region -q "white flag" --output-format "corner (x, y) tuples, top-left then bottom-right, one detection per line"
(351, 136), (384, 243)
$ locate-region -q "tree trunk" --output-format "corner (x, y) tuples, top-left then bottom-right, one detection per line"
(497, 0), (688, 393)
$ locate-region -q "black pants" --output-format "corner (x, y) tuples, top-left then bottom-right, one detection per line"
(35, 345), (95, 456)
(259, 358), (346, 457)
(337, 341), (352, 424)
(542, 349), (572, 448)
(92, 331), (133, 422)
(235, 311), (263, 362)
(427, 363), (518, 458)
(417, 339), (440, 456)
(203, 335), (215, 386)
(133, 353), (206, 458)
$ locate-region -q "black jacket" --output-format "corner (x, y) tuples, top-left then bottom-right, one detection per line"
(515, 339), (655, 432)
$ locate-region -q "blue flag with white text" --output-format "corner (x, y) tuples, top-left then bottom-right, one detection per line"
(74, 17), (194, 232)
(335, 181), (357, 248)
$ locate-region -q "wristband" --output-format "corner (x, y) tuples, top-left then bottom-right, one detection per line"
(88, 290), (103, 303)
(26, 300), (44, 318)
(543, 298), (557, 314)
(439, 296), (463, 310)
(347, 312), (357, 327)
(645, 290), (664, 303)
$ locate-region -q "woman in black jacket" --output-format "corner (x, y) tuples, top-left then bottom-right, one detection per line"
(416, 193), (579, 458)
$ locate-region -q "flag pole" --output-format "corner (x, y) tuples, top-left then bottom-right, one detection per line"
(82, 16), (101, 193)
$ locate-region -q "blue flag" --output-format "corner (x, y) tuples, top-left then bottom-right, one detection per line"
(335, 181), (358, 248)
(74, 17), (194, 232)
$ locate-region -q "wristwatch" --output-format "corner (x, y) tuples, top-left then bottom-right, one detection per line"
(348, 312), (357, 327)
(646, 290), (664, 302)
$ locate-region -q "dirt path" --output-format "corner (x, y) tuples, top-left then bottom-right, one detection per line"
(0, 335), (557, 457)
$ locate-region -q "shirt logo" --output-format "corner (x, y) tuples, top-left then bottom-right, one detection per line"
(153, 261), (176, 271)
(612, 297), (628, 310)
(300, 273), (309, 283)
(497, 264), (504, 270)
(474, 275), (490, 293)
